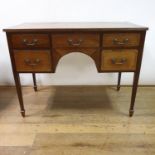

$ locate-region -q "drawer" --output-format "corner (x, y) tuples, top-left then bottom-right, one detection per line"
(11, 34), (50, 49)
(101, 49), (138, 71)
(52, 33), (100, 48)
(13, 50), (52, 72)
(103, 33), (140, 47)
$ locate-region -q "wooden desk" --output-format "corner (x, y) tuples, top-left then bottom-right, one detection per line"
(3, 22), (148, 117)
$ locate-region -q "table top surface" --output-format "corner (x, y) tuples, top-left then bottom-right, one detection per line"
(3, 22), (148, 32)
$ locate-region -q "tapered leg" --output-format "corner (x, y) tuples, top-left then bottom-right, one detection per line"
(129, 72), (140, 117)
(117, 72), (121, 91)
(32, 73), (37, 91)
(13, 73), (25, 117)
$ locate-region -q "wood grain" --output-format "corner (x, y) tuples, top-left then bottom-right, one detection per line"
(13, 50), (52, 72)
(103, 33), (140, 47)
(11, 34), (50, 49)
(0, 86), (155, 155)
(4, 23), (148, 118)
(52, 33), (100, 48)
(3, 22), (148, 32)
(101, 49), (138, 71)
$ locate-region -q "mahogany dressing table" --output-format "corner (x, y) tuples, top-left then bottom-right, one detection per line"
(3, 22), (148, 117)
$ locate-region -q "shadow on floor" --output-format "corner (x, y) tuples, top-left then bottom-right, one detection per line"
(0, 87), (16, 112)
(46, 86), (113, 110)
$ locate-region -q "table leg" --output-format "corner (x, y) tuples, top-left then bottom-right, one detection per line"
(117, 72), (121, 91)
(32, 73), (37, 91)
(13, 73), (25, 117)
(129, 72), (140, 117)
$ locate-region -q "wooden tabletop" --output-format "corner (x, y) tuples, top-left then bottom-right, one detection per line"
(3, 22), (148, 32)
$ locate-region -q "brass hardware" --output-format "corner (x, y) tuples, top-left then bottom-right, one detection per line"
(23, 39), (38, 46)
(111, 58), (127, 65)
(24, 58), (41, 66)
(113, 38), (129, 45)
(67, 39), (83, 46)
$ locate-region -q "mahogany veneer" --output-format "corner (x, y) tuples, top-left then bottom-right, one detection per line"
(3, 22), (148, 117)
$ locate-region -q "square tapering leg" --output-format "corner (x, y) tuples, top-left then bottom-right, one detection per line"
(117, 72), (122, 91)
(129, 72), (140, 117)
(32, 73), (37, 91)
(13, 73), (25, 117)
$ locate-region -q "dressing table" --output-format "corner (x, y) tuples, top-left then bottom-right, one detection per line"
(3, 22), (148, 117)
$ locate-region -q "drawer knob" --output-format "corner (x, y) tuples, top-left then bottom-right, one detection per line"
(67, 39), (83, 46)
(23, 39), (38, 46)
(24, 58), (41, 66)
(113, 38), (129, 45)
(111, 58), (127, 65)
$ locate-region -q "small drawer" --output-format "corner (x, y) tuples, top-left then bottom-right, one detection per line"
(103, 33), (140, 47)
(101, 49), (138, 71)
(52, 33), (100, 48)
(13, 50), (52, 72)
(11, 34), (50, 49)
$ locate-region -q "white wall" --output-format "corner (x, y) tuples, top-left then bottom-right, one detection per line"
(0, 0), (154, 86)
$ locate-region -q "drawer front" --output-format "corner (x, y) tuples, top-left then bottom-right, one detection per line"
(13, 50), (52, 72)
(52, 33), (100, 48)
(11, 34), (50, 49)
(101, 49), (138, 71)
(103, 33), (140, 47)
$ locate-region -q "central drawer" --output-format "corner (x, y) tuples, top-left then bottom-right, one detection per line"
(52, 33), (100, 48)
(13, 50), (52, 72)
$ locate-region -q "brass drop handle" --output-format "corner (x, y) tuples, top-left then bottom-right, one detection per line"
(67, 38), (83, 46)
(23, 39), (38, 46)
(24, 58), (41, 66)
(113, 38), (129, 45)
(111, 58), (127, 65)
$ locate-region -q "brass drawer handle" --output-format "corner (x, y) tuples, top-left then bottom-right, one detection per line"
(24, 58), (41, 66)
(111, 58), (127, 65)
(23, 39), (38, 46)
(113, 38), (129, 45)
(67, 39), (83, 46)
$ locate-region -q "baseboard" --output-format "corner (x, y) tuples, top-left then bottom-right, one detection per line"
(0, 85), (155, 88)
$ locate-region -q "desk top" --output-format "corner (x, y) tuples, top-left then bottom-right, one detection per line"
(3, 22), (148, 32)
